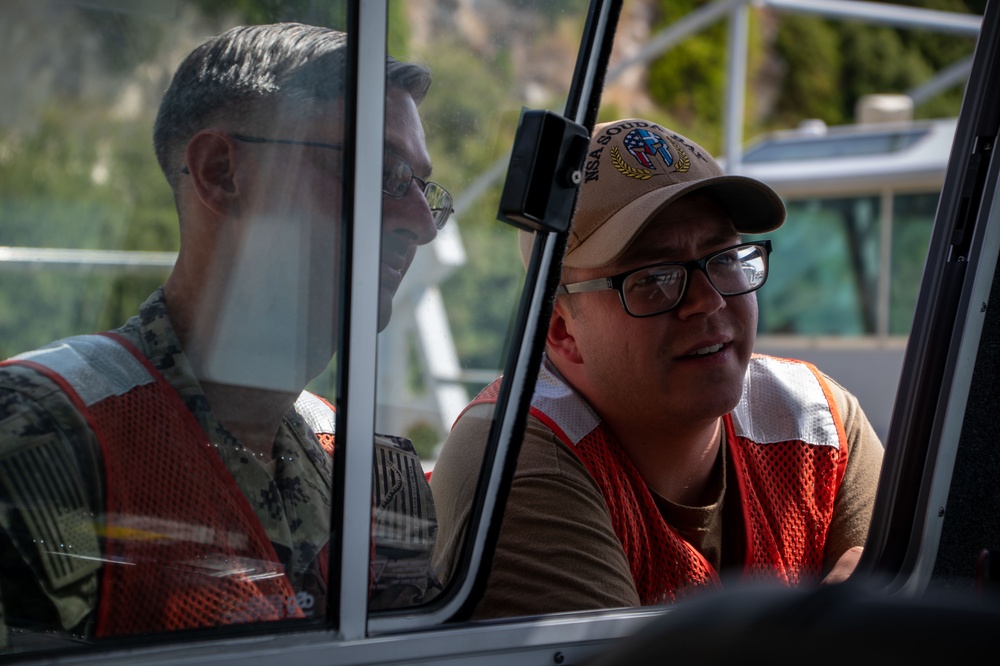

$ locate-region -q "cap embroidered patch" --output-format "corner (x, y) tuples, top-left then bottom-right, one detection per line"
(614, 128), (691, 180)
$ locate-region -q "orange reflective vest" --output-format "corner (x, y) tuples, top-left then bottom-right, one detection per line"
(467, 354), (848, 605)
(6, 332), (336, 636)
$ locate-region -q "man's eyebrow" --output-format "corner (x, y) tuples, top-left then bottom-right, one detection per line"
(384, 134), (433, 177)
(700, 233), (743, 250)
(620, 234), (741, 267)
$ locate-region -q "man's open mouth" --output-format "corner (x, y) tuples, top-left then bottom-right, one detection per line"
(686, 342), (725, 358)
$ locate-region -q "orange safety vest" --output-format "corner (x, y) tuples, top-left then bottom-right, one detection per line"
(5, 332), (336, 636)
(466, 354), (848, 605)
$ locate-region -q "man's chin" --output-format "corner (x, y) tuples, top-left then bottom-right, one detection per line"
(377, 299), (393, 332)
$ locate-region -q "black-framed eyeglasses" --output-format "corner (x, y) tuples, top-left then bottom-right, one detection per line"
(228, 133), (454, 229)
(557, 241), (772, 318)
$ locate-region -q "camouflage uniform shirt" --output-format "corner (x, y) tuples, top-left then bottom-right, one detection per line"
(0, 288), (436, 647)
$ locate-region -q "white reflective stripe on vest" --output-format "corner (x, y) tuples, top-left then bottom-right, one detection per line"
(531, 357), (600, 446)
(294, 391), (336, 436)
(12, 334), (154, 407)
(732, 356), (841, 449)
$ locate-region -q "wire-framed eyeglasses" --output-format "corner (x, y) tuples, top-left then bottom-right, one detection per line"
(557, 241), (772, 318)
(229, 133), (454, 229)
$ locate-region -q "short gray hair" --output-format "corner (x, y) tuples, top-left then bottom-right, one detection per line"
(153, 22), (432, 188)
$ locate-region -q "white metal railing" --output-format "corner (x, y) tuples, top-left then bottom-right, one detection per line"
(0, 246), (176, 272)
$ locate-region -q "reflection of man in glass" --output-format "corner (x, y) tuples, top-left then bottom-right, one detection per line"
(0, 22), (449, 645)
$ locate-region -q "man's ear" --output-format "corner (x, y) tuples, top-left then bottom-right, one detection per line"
(184, 130), (241, 217)
(546, 298), (584, 365)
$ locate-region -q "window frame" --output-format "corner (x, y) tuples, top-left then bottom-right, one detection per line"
(333, 0), (384, 640)
(367, 0), (625, 633)
(860, 0), (1000, 594)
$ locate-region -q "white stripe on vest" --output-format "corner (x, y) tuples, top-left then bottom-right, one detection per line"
(531, 357), (600, 446)
(731, 356), (840, 449)
(13, 334), (154, 407)
(294, 391), (336, 436)
(15, 333), (337, 438)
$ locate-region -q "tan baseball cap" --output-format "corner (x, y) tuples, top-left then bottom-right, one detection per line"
(519, 119), (785, 269)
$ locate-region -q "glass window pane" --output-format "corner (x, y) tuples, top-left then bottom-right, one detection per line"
(0, 1), (350, 655)
(890, 192), (939, 335)
(750, 196), (881, 336)
(373, 0), (593, 614)
(743, 128), (930, 163)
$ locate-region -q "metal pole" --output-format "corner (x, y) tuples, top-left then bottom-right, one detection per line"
(724, 0), (749, 173)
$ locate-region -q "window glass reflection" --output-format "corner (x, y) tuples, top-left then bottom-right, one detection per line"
(374, 0), (593, 612)
(751, 192), (937, 340)
(752, 196), (882, 336)
(0, 2), (357, 654)
(890, 192), (938, 335)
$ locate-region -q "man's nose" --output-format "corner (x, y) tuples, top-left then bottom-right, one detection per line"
(383, 184), (437, 245)
(676, 267), (726, 318)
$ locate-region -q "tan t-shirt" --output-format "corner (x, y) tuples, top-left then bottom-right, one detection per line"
(430, 362), (884, 619)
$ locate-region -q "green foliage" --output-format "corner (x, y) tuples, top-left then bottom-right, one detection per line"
(647, 0), (729, 147)
(769, 0), (979, 130)
(0, 89), (176, 355)
(387, 1), (411, 58)
(772, 15), (846, 127)
(645, 0), (980, 143)
(407, 336), (428, 396)
(840, 23), (932, 103)
(191, 0), (347, 28)
(889, 192), (939, 334)
(413, 37), (527, 372)
(404, 420), (441, 460)
(77, 10), (164, 74)
(418, 38), (517, 174)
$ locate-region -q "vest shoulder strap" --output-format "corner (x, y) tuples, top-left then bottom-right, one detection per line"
(734, 355), (845, 450)
(463, 362), (602, 448)
(8, 333), (154, 407)
(296, 391), (335, 456)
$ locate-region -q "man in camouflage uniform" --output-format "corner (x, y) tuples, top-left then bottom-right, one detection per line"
(0, 22), (449, 648)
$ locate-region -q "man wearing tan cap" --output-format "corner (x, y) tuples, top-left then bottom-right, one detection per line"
(430, 119), (883, 619)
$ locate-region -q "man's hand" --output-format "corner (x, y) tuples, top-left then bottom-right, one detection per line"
(821, 546), (863, 585)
